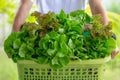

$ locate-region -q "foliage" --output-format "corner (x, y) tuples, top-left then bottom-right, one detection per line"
(86, 6), (120, 48)
(4, 10), (116, 69)
(0, 0), (18, 24)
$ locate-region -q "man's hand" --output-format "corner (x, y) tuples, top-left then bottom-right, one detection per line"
(111, 46), (119, 59)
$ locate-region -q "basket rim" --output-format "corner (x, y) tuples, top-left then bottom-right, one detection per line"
(17, 56), (111, 65)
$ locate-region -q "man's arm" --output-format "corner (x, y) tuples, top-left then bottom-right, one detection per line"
(13, 0), (33, 32)
(89, 0), (108, 25)
(89, 0), (119, 58)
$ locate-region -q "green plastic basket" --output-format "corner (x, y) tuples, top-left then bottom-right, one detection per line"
(17, 57), (110, 80)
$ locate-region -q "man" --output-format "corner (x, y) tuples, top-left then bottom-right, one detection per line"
(12, 0), (119, 58)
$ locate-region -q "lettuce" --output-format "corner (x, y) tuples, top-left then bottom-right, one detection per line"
(4, 10), (116, 69)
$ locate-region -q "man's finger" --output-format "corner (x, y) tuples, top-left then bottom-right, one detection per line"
(111, 47), (119, 59)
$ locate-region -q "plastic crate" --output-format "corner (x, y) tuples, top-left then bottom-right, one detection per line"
(17, 57), (110, 80)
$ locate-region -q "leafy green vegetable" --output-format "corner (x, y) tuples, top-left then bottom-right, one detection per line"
(4, 10), (116, 69)
(91, 14), (113, 39)
(13, 38), (21, 49)
(4, 32), (17, 54)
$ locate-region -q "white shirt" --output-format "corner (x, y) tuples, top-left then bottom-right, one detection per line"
(31, 0), (88, 14)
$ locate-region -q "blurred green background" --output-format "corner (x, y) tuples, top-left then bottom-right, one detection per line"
(0, 0), (120, 80)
